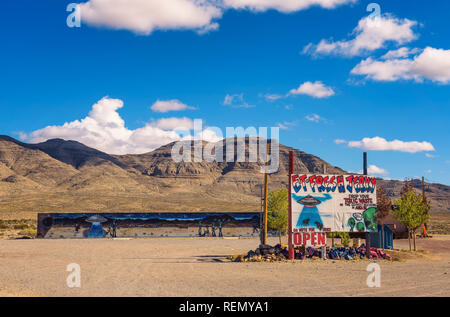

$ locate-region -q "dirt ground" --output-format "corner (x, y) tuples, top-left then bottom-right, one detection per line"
(0, 236), (449, 297)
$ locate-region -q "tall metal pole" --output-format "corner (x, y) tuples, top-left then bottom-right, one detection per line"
(262, 142), (269, 245)
(363, 152), (370, 258)
(363, 152), (368, 176)
(288, 151), (294, 260)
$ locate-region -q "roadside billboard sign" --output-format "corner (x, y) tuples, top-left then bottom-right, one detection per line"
(290, 174), (377, 233)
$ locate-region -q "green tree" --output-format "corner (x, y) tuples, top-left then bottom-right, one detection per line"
(392, 187), (430, 251)
(267, 188), (288, 244)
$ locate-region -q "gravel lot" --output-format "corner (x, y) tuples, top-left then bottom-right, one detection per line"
(0, 237), (449, 297)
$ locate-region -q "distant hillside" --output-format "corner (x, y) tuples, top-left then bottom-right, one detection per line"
(0, 135), (448, 220)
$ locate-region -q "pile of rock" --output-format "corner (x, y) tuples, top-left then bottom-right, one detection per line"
(328, 245), (391, 260)
(229, 244), (392, 262)
(229, 244), (288, 262)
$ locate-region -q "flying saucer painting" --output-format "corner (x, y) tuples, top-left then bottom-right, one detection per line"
(86, 214), (107, 238)
(297, 195), (321, 207)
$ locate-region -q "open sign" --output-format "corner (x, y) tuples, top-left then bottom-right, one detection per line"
(293, 232), (326, 246)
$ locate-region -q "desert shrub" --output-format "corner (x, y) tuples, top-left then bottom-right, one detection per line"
(13, 224), (29, 230)
(335, 232), (350, 247)
(18, 228), (37, 237)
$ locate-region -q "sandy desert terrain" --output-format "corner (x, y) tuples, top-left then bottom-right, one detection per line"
(0, 236), (449, 297)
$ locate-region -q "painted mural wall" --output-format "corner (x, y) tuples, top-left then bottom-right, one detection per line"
(291, 174), (377, 233)
(37, 212), (261, 239)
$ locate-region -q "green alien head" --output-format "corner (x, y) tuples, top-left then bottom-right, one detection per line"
(348, 217), (356, 232)
(363, 207), (377, 232)
(356, 221), (366, 232)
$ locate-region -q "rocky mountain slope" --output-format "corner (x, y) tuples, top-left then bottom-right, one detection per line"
(0, 135), (448, 220)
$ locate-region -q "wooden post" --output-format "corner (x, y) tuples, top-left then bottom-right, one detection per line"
(364, 152), (370, 259)
(323, 163), (333, 249)
(262, 142), (269, 245)
(288, 151), (294, 260)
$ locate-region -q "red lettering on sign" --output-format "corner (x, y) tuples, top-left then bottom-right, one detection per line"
(316, 176), (323, 185)
(303, 232), (310, 243)
(317, 233), (326, 245)
(311, 232), (317, 245)
(294, 233), (301, 245)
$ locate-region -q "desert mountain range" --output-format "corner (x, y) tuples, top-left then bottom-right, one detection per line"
(0, 135), (448, 219)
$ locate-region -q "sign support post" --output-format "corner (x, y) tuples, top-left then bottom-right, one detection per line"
(364, 152), (371, 259)
(262, 142), (269, 245)
(288, 151), (294, 260)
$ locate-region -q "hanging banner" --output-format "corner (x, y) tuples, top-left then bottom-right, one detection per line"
(290, 174), (377, 233)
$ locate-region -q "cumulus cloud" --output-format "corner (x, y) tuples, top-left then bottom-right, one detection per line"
(277, 121), (297, 130)
(151, 99), (196, 113)
(305, 114), (326, 123)
(79, 0), (223, 35)
(151, 117), (194, 130)
(381, 47), (420, 60)
(347, 136), (435, 153)
(289, 81), (335, 98)
(223, 0), (356, 13)
(303, 14), (418, 57)
(264, 93), (283, 102)
(25, 97), (218, 155)
(223, 93), (255, 108)
(351, 47), (450, 83)
(196, 128), (223, 142)
(78, 0), (355, 35)
(358, 164), (388, 175)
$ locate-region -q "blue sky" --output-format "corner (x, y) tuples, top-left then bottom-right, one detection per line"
(0, 0), (449, 185)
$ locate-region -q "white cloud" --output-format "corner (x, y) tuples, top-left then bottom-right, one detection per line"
(303, 14), (418, 57)
(151, 117), (194, 130)
(79, 0), (223, 35)
(425, 153), (436, 158)
(25, 97), (217, 155)
(347, 136), (435, 153)
(305, 114), (326, 123)
(277, 123), (288, 130)
(78, 0), (355, 35)
(359, 164), (388, 175)
(277, 121), (296, 130)
(223, 0), (356, 12)
(151, 99), (196, 113)
(368, 165), (388, 175)
(223, 93), (255, 108)
(289, 81), (335, 98)
(381, 47), (420, 60)
(264, 94), (283, 102)
(334, 139), (346, 144)
(196, 128), (223, 142)
(351, 47), (450, 83)
(425, 169), (432, 173)
(16, 132), (28, 141)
